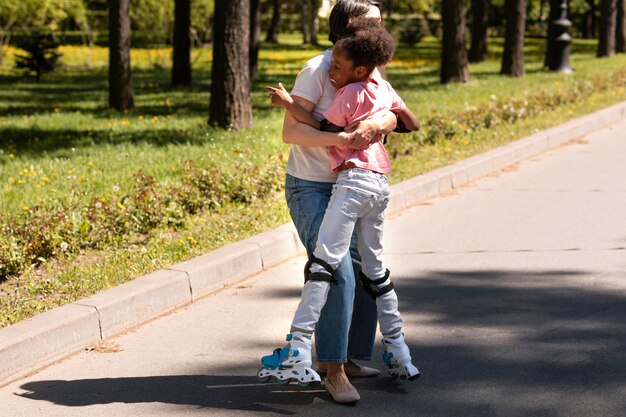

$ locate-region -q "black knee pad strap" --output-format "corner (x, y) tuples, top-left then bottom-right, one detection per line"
(360, 269), (394, 299)
(304, 256), (337, 284)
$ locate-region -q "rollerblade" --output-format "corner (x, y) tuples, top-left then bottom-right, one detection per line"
(257, 332), (321, 387)
(382, 332), (420, 381)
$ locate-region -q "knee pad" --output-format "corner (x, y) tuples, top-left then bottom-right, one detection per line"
(304, 256), (337, 284)
(360, 269), (394, 299)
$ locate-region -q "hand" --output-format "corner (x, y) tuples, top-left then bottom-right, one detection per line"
(344, 119), (378, 149)
(265, 82), (293, 108)
(338, 131), (352, 147)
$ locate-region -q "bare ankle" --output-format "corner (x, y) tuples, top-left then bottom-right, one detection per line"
(325, 363), (344, 377)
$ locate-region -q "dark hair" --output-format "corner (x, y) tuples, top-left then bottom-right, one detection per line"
(328, 0), (383, 44)
(334, 17), (396, 72)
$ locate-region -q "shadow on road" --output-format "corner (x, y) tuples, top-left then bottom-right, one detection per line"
(16, 268), (626, 416)
(17, 375), (328, 415)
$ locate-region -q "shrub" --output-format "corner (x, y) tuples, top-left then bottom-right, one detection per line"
(14, 33), (61, 80)
(0, 157), (286, 281)
(0, 234), (25, 281)
(398, 18), (429, 46)
(385, 66), (626, 156)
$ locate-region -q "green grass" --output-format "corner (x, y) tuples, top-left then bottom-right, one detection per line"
(1, 35), (626, 327)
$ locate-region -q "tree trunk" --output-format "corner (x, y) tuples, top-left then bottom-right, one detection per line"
(469, 0), (489, 62)
(582, 0), (596, 38)
(172, 0), (191, 86)
(301, 0), (321, 45)
(265, 0), (282, 43)
(309, 0), (321, 46)
(616, 0), (626, 52)
(209, 0), (253, 130)
(544, 0), (562, 68)
(440, 0), (470, 84)
(501, 0), (526, 76)
(250, 0), (261, 80)
(385, 0), (395, 19)
(109, 0), (134, 111)
(302, 1), (312, 44)
(598, 0), (617, 57)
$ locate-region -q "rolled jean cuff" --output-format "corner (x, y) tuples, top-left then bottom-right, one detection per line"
(349, 355), (373, 361)
(316, 358), (347, 364)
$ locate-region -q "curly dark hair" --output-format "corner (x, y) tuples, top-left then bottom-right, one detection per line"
(334, 17), (397, 72)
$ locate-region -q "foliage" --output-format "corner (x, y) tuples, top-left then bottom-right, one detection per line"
(385, 67), (626, 157)
(14, 34), (61, 80)
(129, 0), (214, 47)
(0, 159), (283, 282)
(0, 0), (89, 36)
(397, 17), (429, 45)
(130, 0), (174, 46)
(381, 0), (436, 15)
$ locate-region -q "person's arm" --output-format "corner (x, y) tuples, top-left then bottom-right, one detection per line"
(343, 111), (397, 149)
(396, 107), (421, 131)
(281, 95), (353, 147)
(266, 83), (321, 130)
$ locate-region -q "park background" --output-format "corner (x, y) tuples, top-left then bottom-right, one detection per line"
(1, 0), (625, 327)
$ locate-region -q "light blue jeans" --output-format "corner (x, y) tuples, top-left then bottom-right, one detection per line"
(285, 174), (378, 362)
(313, 168), (390, 279)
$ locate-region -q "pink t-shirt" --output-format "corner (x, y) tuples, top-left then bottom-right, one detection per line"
(322, 77), (406, 174)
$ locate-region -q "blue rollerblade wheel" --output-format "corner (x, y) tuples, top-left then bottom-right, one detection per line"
(278, 378), (290, 385)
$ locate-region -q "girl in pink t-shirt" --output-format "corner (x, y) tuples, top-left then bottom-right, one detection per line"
(258, 21), (421, 386)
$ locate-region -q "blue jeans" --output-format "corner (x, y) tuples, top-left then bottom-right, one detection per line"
(285, 174), (378, 362)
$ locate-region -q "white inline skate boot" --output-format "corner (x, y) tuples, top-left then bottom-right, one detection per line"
(382, 331), (420, 381)
(257, 332), (321, 387)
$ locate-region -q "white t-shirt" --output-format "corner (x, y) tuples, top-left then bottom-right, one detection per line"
(286, 49), (338, 183)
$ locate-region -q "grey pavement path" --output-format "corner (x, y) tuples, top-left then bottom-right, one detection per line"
(1, 118), (626, 417)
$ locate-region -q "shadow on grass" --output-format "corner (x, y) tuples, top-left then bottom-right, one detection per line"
(0, 126), (214, 158)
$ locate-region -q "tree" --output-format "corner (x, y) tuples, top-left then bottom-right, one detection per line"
(500, 0), (526, 76)
(109, 0), (134, 111)
(0, 0), (90, 63)
(544, 0), (562, 69)
(130, 0), (172, 45)
(598, 0), (617, 57)
(266, 0), (282, 43)
(440, 0), (470, 83)
(0, 0), (19, 64)
(616, 0), (626, 52)
(582, 0), (597, 38)
(14, 34), (61, 80)
(250, 0), (261, 80)
(469, 0), (490, 63)
(301, 0), (321, 45)
(172, 0), (192, 86)
(209, 0), (253, 129)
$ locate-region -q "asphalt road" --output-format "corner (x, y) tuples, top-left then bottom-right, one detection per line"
(1, 118), (625, 417)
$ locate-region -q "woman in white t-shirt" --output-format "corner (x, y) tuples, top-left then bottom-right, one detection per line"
(265, 0), (398, 404)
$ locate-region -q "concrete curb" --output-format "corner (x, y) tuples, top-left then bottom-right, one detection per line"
(1, 101), (625, 387)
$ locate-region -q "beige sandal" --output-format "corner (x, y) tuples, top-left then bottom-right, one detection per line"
(324, 376), (360, 404)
